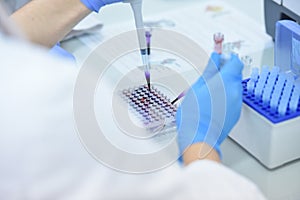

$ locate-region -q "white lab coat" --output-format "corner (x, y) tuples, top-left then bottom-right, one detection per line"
(0, 35), (266, 200)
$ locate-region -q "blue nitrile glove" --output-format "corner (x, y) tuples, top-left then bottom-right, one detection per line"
(176, 52), (244, 159)
(49, 43), (76, 62)
(81, 0), (123, 12)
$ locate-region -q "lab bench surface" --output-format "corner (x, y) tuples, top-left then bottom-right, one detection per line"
(62, 0), (300, 199)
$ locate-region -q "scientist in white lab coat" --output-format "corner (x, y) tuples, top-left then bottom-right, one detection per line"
(0, 0), (266, 199)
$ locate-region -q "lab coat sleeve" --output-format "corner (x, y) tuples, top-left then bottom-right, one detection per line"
(175, 160), (266, 200)
(0, 38), (100, 199)
(85, 160), (266, 200)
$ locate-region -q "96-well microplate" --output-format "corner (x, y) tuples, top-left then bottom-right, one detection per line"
(121, 85), (177, 131)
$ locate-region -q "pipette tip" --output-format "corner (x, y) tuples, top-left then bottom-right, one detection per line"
(145, 71), (151, 90)
(171, 91), (186, 104)
(171, 98), (179, 105)
(147, 82), (151, 90)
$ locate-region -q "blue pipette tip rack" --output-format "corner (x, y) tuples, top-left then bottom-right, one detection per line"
(230, 21), (300, 169)
(242, 68), (300, 124)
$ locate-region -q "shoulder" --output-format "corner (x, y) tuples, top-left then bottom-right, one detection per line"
(0, 37), (78, 94)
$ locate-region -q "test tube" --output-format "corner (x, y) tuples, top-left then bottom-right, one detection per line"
(289, 81), (300, 112)
(254, 66), (269, 99)
(247, 67), (259, 93)
(278, 74), (294, 115)
(262, 84), (273, 105)
(270, 73), (286, 110)
(247, 81), (255, 94)
(213, 32), (224, 54)
(251, 68), (259, 82)
(262, 66), (280, 103)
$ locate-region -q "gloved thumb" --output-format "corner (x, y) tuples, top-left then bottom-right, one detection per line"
(202, 52), (221, 80)
(220, 54), (244, 78)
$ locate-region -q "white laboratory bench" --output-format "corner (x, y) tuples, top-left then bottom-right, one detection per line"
(62, 0), (300, 199)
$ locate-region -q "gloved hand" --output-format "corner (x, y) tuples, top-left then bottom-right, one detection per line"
(176, 53), (244, 159)
(81, 0), (123, 12)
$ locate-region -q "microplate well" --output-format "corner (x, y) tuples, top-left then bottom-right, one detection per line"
(121, 84), (177, 132)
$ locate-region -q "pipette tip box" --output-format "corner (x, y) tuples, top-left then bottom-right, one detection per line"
(231, 67), (300, 169)
(230, 20), (300, 169)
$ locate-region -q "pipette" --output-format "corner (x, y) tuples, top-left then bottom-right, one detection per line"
(124, 0), (151, 89)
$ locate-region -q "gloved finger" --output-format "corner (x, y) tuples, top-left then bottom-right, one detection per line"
(220, 54), (244, 78)
(104, 0), (123, 4)
(202, 52), (221, 80)
(49, 43), (76, 62)
(210, 52), (221, 69)
(81, 0), (122, 12)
